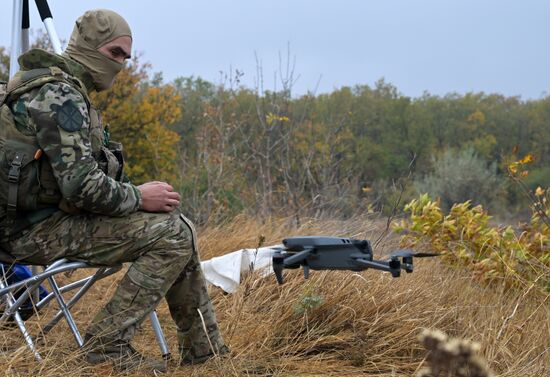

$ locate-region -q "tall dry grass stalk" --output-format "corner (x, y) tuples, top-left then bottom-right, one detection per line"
(1, 215), (548, 376)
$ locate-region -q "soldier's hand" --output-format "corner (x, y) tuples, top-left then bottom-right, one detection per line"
(137, 181), (181, 212)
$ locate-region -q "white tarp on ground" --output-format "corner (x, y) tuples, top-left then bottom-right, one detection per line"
(200, 245), (281, 293)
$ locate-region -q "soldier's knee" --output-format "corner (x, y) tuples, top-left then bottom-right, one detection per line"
(161, 212), (195, 251)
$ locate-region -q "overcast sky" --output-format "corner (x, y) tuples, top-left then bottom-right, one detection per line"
(2, 0), (548, 98)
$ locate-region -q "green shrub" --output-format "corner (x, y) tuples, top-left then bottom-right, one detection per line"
(415, 148), (504, 212)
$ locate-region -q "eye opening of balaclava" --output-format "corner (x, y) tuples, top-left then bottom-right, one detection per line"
(64, 9), (132, 92)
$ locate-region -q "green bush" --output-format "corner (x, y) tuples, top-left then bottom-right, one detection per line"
(415, 148), (505, 212)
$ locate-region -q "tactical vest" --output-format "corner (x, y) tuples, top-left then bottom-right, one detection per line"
(0, 67), (125, 237)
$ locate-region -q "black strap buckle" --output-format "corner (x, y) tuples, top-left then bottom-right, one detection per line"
(6, 153), (24, 223)
(8, 153), (23, 183)
(6, 201), (17, 212)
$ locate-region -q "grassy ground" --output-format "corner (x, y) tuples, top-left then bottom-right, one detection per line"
(1, 215), (548, 376)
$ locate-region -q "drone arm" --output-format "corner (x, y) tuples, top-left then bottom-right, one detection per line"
(354, 258), (401, 278)
(273, 248), (313, 284)
(354, 258), (390, 271)
(282, 248), (312, 266)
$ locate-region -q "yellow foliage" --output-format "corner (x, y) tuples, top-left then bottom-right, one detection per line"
(506, 153), (535, 179)
(519, 153), (535, 164)
(394, 192), (549, 290)
(470, 134), (497, 158)
(467, 109), (486, 125)
(266, 112), (290, 125)
(90, 59), (181, 184)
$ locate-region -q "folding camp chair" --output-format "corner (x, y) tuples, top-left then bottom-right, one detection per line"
(0, 249), (171, 362)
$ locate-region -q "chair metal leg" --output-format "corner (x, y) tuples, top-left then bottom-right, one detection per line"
(2, 260), (170, 363)
(7, 297), (43, 362)
(1, 267), (42, 362)
(0, 278), (43, 322)
(40, 268), (110, 338)
(37, 277), (91, 311)
(0, 261), (94, 322)
(0, 259), (81, 297)
(37, 266), (120, 311)
(47, 276), (84, 347)
(149, 310), (171, 360)
(30, 266), (41, 304)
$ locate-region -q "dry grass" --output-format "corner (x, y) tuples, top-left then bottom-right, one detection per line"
(418, 329), (495, 377)
(1, 215), (548, 376)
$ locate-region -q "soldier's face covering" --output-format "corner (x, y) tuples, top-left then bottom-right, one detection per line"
(64, 9), (132, 92)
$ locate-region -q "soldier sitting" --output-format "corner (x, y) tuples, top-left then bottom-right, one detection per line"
(0, 9), (228, 372)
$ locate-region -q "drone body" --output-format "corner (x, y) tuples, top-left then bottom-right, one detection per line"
(272, 236), (437, 284)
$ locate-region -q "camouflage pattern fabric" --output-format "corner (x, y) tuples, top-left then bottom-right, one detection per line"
(22, 79), (140, 216)
(1, 209), (225, 360)
(0, 49), (226, 360)
(0, 50), (139, 237)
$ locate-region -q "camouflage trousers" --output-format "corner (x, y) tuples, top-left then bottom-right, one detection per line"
(1, 209), (225, 360)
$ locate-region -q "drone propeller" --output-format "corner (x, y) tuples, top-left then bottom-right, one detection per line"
(389, 250), (440, 258)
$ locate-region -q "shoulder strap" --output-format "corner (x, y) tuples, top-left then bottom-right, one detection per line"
(5, 152), (24, 226)
(5, 66), (90, 107)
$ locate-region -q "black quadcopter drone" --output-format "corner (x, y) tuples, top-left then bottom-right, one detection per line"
(272, 236), (438, 284)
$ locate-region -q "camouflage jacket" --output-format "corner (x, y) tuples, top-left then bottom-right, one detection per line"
(0, 49), (141, 237)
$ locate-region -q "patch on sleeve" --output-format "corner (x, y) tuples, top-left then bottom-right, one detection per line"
(56, 99), (84, 132)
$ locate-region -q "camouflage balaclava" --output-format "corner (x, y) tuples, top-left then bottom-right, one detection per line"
(64, 9), (132, 91)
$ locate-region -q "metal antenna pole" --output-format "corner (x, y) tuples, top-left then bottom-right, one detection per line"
(21, 2), (43, 303)
(21, 0), (30, 53)
(8, 0), (61, 301)
(32, 0), (64, 306)
(9, 0), (23, 78)
(9, 0), (63, 79)
(35, 0), (62, 54)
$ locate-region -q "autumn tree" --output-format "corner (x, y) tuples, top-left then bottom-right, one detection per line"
(3, 36), (550, 220)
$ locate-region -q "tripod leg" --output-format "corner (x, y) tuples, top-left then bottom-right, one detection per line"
(150, 310), (171, 360)
(35, 0), (62, 54)
(9, 0), (24, 78)
(21, 0), (30, 52)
